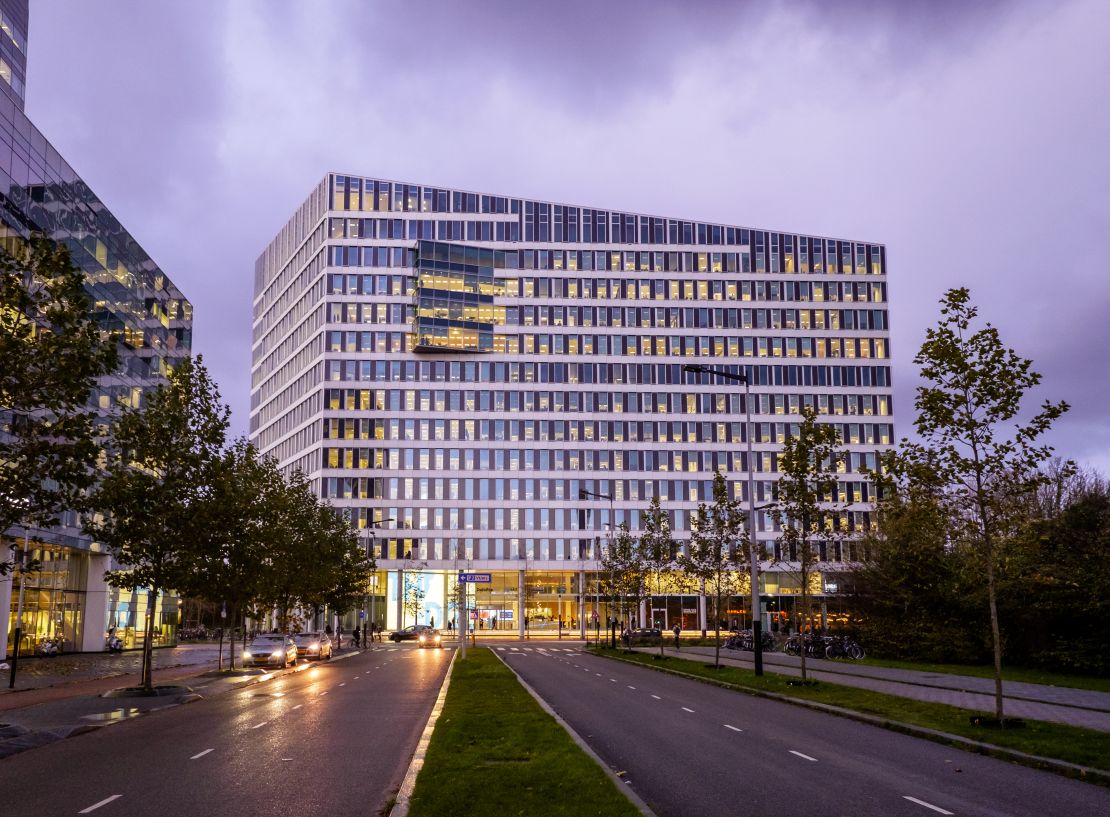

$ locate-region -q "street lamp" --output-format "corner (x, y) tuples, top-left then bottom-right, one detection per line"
(580, 488), (614, 644)
(683, 363), (765, 676)
(363, 516), (394, 649)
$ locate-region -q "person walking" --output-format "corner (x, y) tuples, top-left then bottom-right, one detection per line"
(673, 622), (681, 649)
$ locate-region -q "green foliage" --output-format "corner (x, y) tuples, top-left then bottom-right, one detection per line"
(0, 237), (118, 554)
(771, 405), (845, 681)
(86, 356), (229, 688)
(681, 472), (748, 665)
(896, 288), (1070, 717)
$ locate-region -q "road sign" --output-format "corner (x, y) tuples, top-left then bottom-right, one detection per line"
(459, 572), (491, 583)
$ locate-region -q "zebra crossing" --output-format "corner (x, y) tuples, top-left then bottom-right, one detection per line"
(495, 646), (581, 654)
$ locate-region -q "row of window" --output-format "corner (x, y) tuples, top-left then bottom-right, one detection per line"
(327, 329), (889, 361)
(321, 389), (891, 422)
(320, 472), (876, 504)
(324, 359), (892, 389)
(327, 300), (888, 332)
(326, 270), (886, 304)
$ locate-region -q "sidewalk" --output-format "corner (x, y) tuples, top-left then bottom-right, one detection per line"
(634, 645), (1110, 732)
(0, 644), (367, 759)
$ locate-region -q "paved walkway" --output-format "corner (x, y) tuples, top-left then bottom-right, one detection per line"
(634, 644), (1110, 731)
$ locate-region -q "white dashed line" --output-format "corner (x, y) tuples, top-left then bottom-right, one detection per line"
(789, 750), (817, 762)
(903, 796), (954, 815)
(651, 694), (662, 700)
(610, 678), (617, 682)
(681, 707), (695, 713)
(79, 795), (122, 814)
(189, 748), (214, 760)
(291, 704), (302, 710)
(627, 685), (636, 690)
(595, 673), (602, 676)
(339, 682), (346, 687)
(251, 721), (269, 729)
(320, 691), (329, 697)
(724, 724), (743, 732)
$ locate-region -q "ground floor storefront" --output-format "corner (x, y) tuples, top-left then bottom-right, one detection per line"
(2, 538), (179, 658)
(336, 566), (858, 639)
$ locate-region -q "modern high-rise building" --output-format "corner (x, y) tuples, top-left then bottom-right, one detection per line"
(252, 173), (892, 636)
(1, 0), (192, 656)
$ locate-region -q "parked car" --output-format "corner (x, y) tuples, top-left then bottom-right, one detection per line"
(389, 624), (431, 643)
(243, 634), (298, 668)
(629, 627), (663, 644)
(292, 632), (333, 661)
(417, 629), (444, 649)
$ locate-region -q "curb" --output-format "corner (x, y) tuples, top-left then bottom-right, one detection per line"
(599, 649), (1110, 788)
(389, 647), (457, 817)
(492, 648), (659, 817)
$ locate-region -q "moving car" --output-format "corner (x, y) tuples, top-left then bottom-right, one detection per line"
(389, 624), (431, 643)
(243, 634), (298, 668)
(417, 628), (443, 649)
(292, 631), (333, 661)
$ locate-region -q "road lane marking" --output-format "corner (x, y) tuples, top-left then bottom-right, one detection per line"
(339, 683), (346, 687)
(651, 694), (662, 700)
(319, 691), (329, 696)
(251, 721), (269, 729)
(724, 724), (743, 732)
(627, 685), (636, 690)
(903, 796), (954, 815)
(291, 704), (302, 710)
(354, 676), (360, 679)
(595, 673), (602, 676)
(610, 678), (617, 682)
(789, 750), (817, 762)
(79, 795), (122, 813)
(189, 749), (214, 760)
(681, 707), (695, 713)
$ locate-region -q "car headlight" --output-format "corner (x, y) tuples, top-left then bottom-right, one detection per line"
(434, 635), (441, 642)
(308, 643), (319, 652)
(243, 651), (252, 659)
(272, 650), (284, 657)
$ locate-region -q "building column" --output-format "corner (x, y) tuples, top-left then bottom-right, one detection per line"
(698, 578), (707, 635)
(517, 572), (526, 639)
(80, 552), (111, 653)
(638, 599), (647, 630)
(576, 569), (585, 639)
(396, 568), (404, 630)
(1, 541), (13, 658)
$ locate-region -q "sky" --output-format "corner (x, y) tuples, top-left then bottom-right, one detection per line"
(23, 0), (1110, 474)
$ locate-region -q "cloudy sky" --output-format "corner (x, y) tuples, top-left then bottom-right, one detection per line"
(24, 0), (1110, 473)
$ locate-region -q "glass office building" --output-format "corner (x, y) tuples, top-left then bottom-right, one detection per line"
(251, 173), (892, 635)
(0, 1), (192, 656)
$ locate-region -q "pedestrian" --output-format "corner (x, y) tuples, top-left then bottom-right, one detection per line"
(673, 622), (681, 649)
(337, 626), (344, 650)
(353, 625), (361, 648)
(430, 615), (435, 628)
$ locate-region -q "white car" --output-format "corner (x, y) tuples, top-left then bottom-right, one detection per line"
(243, 634), (298, 668)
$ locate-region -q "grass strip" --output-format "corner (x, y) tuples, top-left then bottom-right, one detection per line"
(406, 648), (641, 817)
(594, 648), (1110, 774)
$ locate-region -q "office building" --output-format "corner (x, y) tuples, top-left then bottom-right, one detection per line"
(1, 0), (192, 656)
(252, 173), (892, 635)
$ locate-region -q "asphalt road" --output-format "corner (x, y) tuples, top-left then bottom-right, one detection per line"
(500, 645), (1110, 817)
(0, 645), (452, 817)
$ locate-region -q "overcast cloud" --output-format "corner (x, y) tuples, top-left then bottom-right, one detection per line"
(24, 0), (1110, 473)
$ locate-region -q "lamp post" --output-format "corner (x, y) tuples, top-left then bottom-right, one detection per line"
(363, 516), (394, 650)
(683, 363), (765, 676)
(580, 488), (613, 645)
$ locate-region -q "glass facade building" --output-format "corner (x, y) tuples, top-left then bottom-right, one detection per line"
(1, 1), (192, 656)
(251, 173), (892, 635)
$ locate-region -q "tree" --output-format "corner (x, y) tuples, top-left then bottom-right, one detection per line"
(772, 405), (845, 683)
(640, 495), (678, 658)
(86, 356), (229, 690)
(854, 456), (984, 663)
(403, 572), (427, 627)
(901, 287), (1069, 721)
(599, 522), (643, 646)
(681, 472), (748, 667)
(185, 439), (278, 669)
(1, 237), (118, 569)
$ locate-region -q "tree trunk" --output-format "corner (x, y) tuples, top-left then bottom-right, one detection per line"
(799, 555), (808, 683)
(986, 555), (1005, 721)
(228, 603), (237, 670)
(142, 585), (158, 691)
(714, 589), (722, 668)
